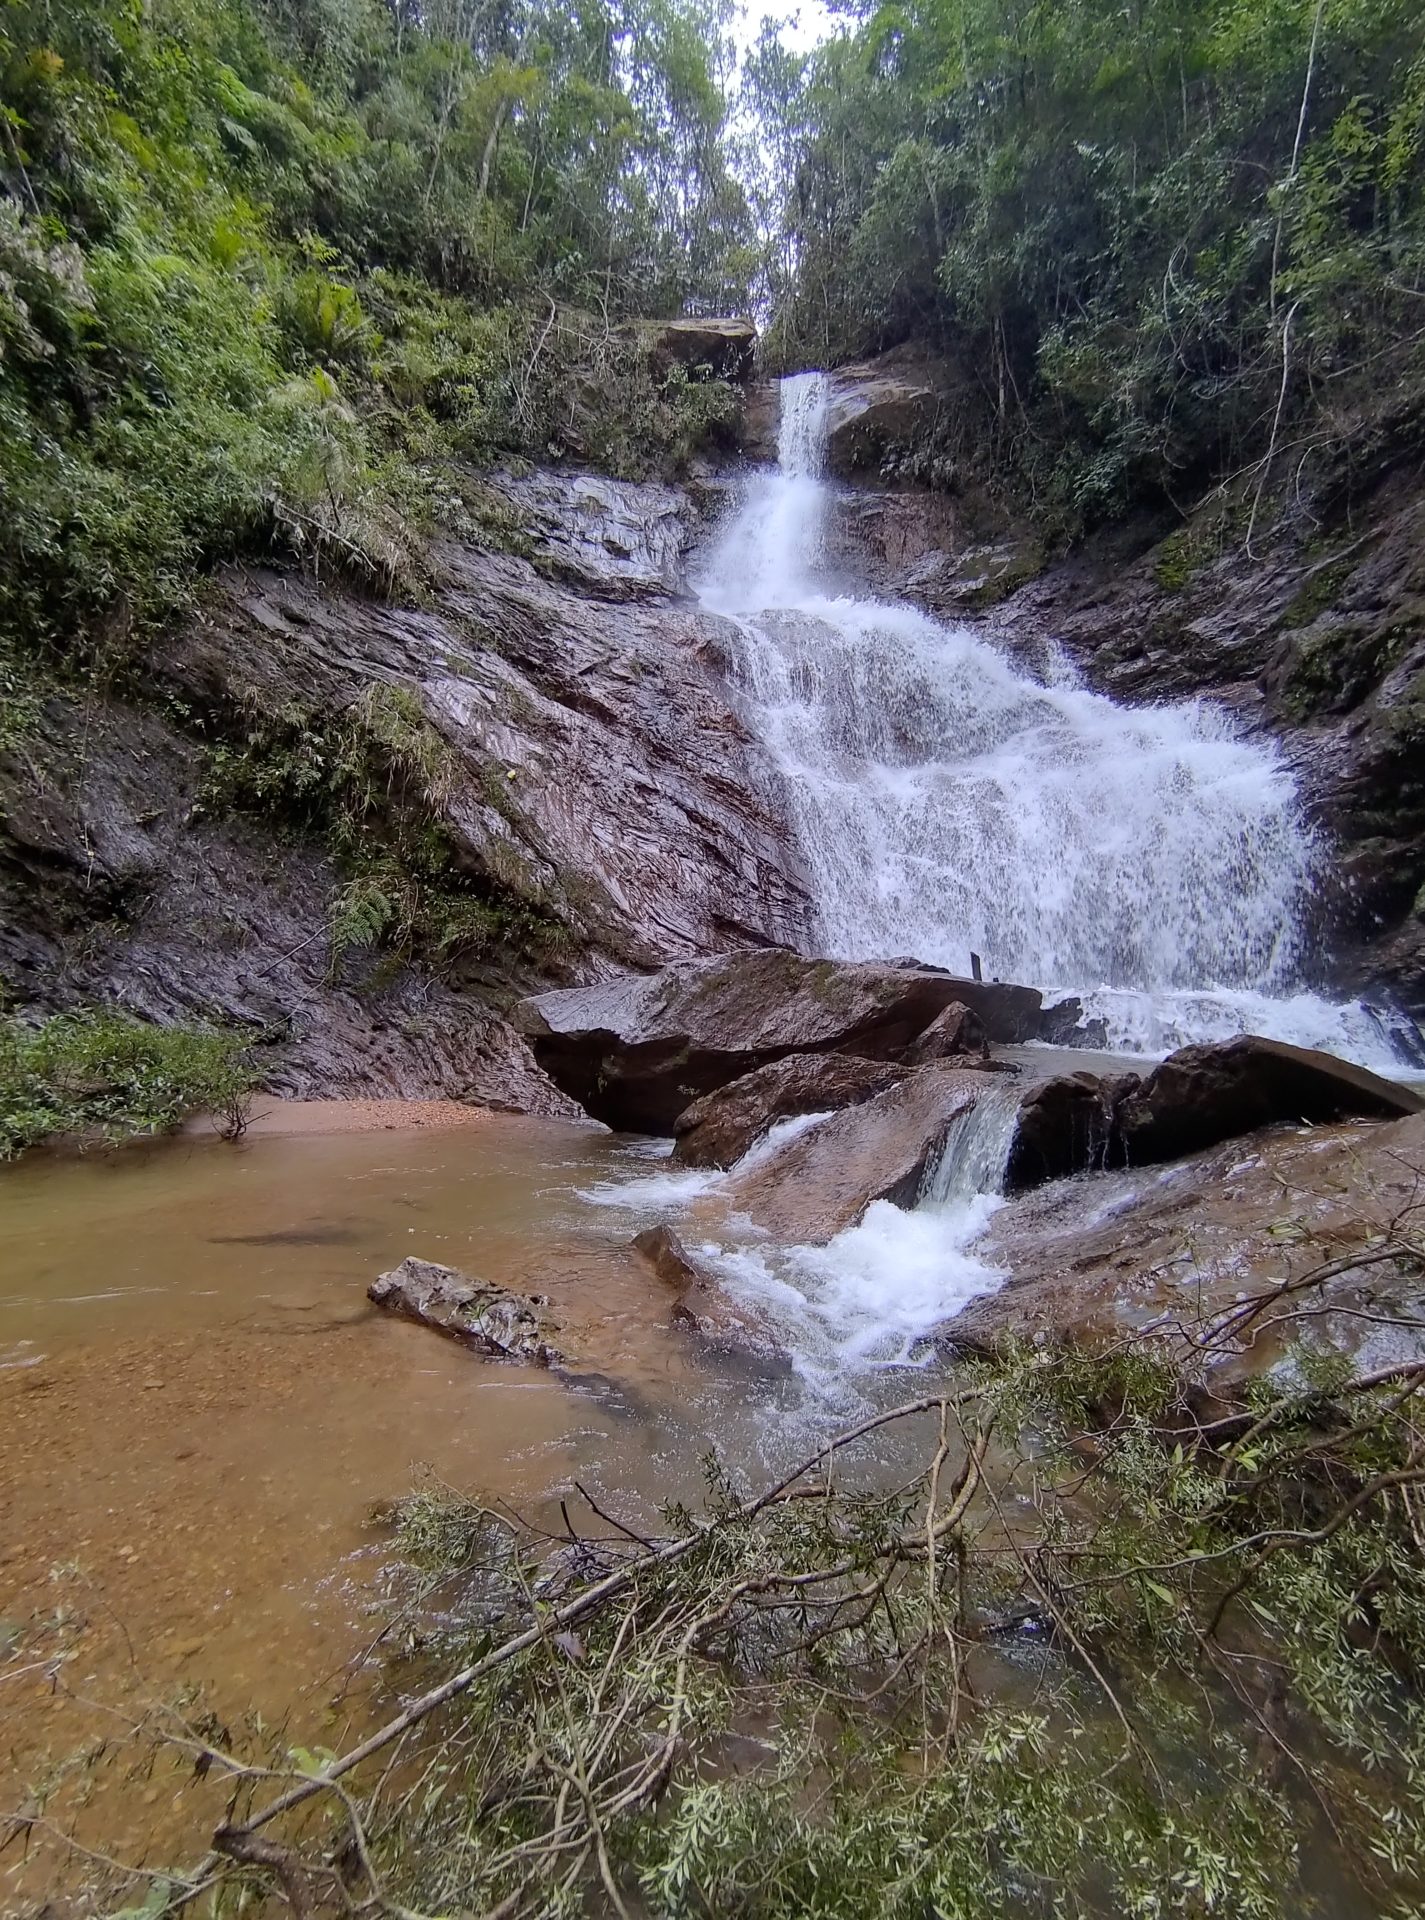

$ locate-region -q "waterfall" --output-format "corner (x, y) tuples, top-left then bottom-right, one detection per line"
(698, 372), (1407, 1070)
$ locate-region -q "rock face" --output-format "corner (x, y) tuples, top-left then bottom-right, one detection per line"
(515, 950), (1042, 1131)
(369, 1258), (561, 1364)
(713, 1065), (984, 1242)
(1002, 1036), (1421, 1190)
(672, 1054), (914, 1168)
(823, 348), (947, 476)
(652, 317), (757, 379)
(491, 468), (691, 598)
(0, 467), (812, 1101)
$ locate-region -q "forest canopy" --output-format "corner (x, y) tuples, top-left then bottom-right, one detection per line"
(0, 0), (751, 662)
(3, 0), (1424, 661)
(748, 0), (1425, 526)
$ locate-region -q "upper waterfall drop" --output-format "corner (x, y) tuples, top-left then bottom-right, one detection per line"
(696, 373), (1403, 1067)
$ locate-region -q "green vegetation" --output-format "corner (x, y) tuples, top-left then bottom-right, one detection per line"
(199, 680), (570, 970)
(748, 0), (1425, 534)
(103, 1292), (1425, 1917)
(0, 0), (751, 667)
(0, 1008), (257, 1156)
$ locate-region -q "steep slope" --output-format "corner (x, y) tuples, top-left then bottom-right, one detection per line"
(0, 469), (810, 1103)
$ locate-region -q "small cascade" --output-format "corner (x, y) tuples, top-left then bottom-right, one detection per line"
(695, 373), (1411, 1070)
(918, 1079), (1025, 1211)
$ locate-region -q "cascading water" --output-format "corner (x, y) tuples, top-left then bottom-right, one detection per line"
(697, 372), (1408, 1069)
(591, 374), (1417, 1411)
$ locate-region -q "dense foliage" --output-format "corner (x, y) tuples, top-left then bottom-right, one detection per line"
(99, 1315), (1425, 1917)
(0, 1008), (256, 1154)
(0, 0), (750, 664)
(749, 0), (1425, 529)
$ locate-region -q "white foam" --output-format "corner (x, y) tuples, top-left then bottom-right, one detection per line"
(695, 372), (1417, 1072)
(579, 1110), (834, 1213)
(1057, 984), (1412, 1072)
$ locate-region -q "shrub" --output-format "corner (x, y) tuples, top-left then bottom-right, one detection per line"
(0, 1009), (258, 1157)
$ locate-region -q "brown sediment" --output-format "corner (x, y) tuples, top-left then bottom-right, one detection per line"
(0, 1113), (719, 1911)
(216, 1096), (576, 1137)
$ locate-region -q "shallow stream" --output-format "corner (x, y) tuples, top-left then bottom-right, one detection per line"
(0, 1103), (821, 1903)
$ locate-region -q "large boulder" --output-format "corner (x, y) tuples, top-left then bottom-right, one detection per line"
(999, 1035), (1420, 1191)
(824, 350), (945, 476)
(672, 1053), (913, 1168)
(513, 950), (1041, 1131)
(652, 317), (757, 380)
(713, 1065), (984, 1243)
(1120, 1036), (1421, 1164)
(1005, 1070), (1140, 1190)
(369, 1258), (561, 1365)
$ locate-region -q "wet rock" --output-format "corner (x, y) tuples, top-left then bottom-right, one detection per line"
(515, 950), (1041, 1131)
(491, 469), (692, 599)
(1036, 997), (1111, 1049)
(1006, 1071), (1140, 1190)
(961, 473), (1425, 1023)
(1, 467), (815, 1100)
(1000, 1037), (1420, 1192)
(823, 349), (947, 476)
(369, 1258), (561, 1364)
(735, 382), (780, 462)
(672, 1053), (914, 1168)
(1120, 1035), (1422, 1164)
(651, 317), (757, 380)
(902, 1001), (989, 1066)
(631, 1226), (785, 1362)
(954, 1112), (1425, 1392)
(714, 1065), (985, 1243)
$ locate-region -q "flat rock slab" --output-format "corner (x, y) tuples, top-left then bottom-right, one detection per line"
(515, 950), (1040, 1131)
(712, 1065), (985, 1244)
(369, 1257), (562, 1365)
(956, 1111), (1425, 1394)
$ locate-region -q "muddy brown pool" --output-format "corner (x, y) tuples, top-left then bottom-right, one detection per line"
(0, 1102), (781, 1908)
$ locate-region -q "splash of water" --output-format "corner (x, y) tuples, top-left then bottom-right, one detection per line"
(698, 372), (1407, 1069)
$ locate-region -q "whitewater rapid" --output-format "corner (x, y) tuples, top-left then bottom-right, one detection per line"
(696, 372), (1404, 1070)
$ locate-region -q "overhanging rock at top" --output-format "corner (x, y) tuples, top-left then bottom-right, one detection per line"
(512, 950), (1041, 1132)
(652, 317), (757, 380)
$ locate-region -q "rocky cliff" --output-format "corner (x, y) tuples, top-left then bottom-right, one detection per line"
(0, 463), (810, 1105)
(5, 342), (1422, 1114)
(802, 356), (1425, 1022)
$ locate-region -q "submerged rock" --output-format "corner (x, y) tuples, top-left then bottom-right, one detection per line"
(715, 1065), (984, 1243)
(632, 1224), (785, 1363)
(369, 1257), (561, 1365)
(514, 950), (1041, 1132)
(672, 1053), (913, 1169)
